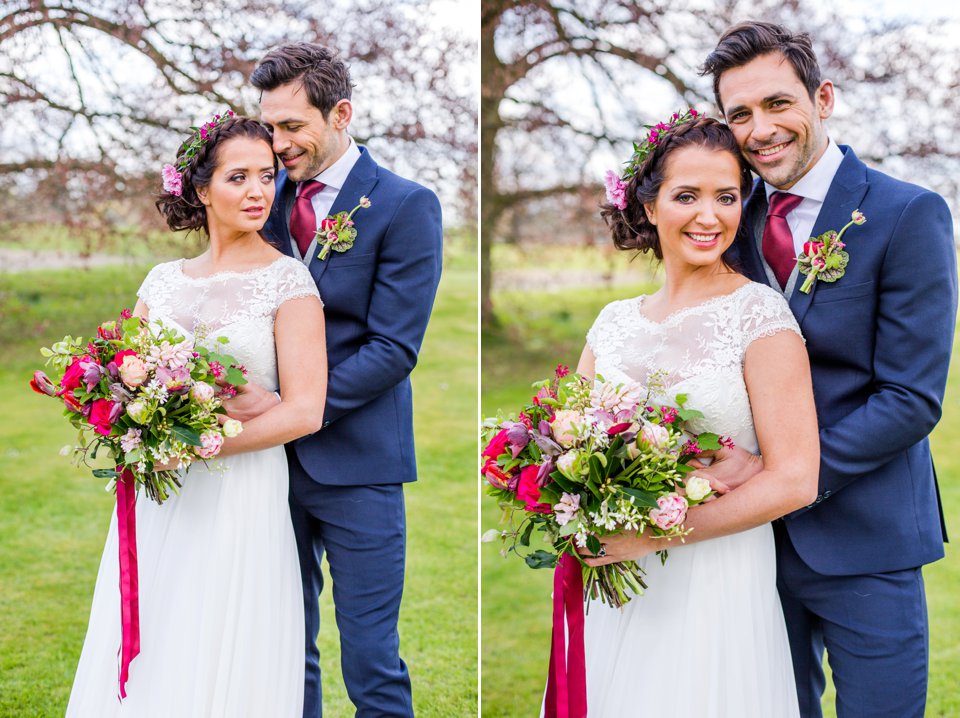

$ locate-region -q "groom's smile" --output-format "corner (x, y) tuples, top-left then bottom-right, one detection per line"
(717, 51), (833, 190)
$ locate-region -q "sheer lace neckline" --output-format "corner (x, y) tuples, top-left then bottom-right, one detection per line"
(636, 282), (754, 326)
(177, 255), (287, 282)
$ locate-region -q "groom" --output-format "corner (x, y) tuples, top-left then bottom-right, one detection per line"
(237, 44), (442, 717)
(699, 21), (957, 718)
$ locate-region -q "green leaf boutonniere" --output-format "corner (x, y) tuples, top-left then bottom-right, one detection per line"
(316, 196), (372, 261)
(796, 210), (866, 294)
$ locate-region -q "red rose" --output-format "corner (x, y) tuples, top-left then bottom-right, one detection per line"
(113, 349), (137, 364)
(29, 370), (57, 396)
(320, 218), (337, 231)
(88, 398), (117, 436)
(517, 465), (551, 513)
(481, 429), (510, 460)
(802, 241), (823, 257)
(57, 356), (88, 396)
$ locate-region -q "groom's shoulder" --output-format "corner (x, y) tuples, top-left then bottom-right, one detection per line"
(362, 148), (439, 208)
(843, 145), (944, 207)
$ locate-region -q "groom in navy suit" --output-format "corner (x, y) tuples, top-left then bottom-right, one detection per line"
(234, 44), (441, 717)
(700, 22), (957, 718)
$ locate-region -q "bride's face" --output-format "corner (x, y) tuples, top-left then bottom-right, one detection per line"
(643, 145), (743, 271)
(198, 136), (277, 234)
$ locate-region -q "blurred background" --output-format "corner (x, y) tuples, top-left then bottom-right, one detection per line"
(0, 1), (477, 715)
(481, 1), (960, 716)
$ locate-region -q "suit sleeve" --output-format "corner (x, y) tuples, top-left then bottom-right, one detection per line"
(812, 191), (957, 501)
(321, 186), (443, 425)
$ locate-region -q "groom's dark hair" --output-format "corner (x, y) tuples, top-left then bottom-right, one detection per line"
(251, 43), (354, 116)
(701, 21), (822, 114)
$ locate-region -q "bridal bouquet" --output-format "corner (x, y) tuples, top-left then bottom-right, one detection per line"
(30, 309), (247, 503)
(482, 365), (725, 608)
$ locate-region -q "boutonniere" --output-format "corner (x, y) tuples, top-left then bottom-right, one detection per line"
(796, 210), (866, 294)
(316, 196), (372, 261)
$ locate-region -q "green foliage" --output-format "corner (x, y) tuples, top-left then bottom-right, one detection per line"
(482, 280), (960, 718)
(0, 256), (478, 716)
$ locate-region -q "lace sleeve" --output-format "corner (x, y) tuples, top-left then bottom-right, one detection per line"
(739, 283), (804, 351)
(586, 302), (615, 355)
(136, 262), (174, 312)
(275, 258), (323, 308)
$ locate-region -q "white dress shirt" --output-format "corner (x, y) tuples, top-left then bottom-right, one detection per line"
(291, 137), (362, 262)
(763, 138), (845, 255)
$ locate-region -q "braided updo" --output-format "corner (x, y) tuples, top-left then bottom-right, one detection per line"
(600, 116), (753, 259)
(156, 117), (276, 234)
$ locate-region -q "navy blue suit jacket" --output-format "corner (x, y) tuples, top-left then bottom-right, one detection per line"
(263, 146), (443, 486)
(735, 146), (957, 575)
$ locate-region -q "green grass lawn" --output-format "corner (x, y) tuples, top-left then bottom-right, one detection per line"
(480, 278), (960, 718)
(0, 248), (478, 717)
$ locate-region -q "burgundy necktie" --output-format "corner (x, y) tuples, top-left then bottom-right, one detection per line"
(762, 191), (804, 290)
(289, 180), (326, 257)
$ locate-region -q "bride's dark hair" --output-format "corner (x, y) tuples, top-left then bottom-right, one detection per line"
(156, 117), (277, 235)
(600, 116), (753, 259)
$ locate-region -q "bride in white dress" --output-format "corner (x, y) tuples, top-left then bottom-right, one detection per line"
(66, 117), (326, 717)
(574, 117), (820, 717)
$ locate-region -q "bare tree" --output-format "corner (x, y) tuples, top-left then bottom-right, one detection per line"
(0, 0), (476, 247)
(481, 0), (960, 328)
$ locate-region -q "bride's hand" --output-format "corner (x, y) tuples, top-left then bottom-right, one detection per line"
(152, 457), (180, 472)
(577, 529), (665, 566)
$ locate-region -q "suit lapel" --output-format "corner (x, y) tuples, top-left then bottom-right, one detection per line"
(309, 146), (380, 284)
(739, 179), (770, 285)
(270, 171), (296, 259)
(789, 146), (869, 326)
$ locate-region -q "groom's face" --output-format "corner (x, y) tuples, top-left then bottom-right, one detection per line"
(717, 52), (833, 190)
(260, 81), (347, 183)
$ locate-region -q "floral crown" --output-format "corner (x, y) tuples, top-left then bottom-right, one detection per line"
(604, 108), (700, 210)
(160, 110), (236, 197)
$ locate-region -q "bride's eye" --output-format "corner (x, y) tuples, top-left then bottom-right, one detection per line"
(229, 173), (245, 183)
(262, 172), (275, 182)
(675, 192), (696, 204)
(717, 194), (738, 205)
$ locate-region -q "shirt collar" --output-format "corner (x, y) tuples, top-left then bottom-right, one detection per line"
(764, 138), (844, 203)
(303, 136), (361, 192)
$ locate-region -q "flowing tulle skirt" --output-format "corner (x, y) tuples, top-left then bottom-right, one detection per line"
(66, 447), (304, 717)
(581, 524), (799, 718)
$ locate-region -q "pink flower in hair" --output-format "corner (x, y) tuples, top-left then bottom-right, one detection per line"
(604, 170), (628, 210)
(161, 164), (183, 196)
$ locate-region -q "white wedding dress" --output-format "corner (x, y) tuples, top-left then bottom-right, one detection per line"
(582, 281), (801, 718)
(66, 255), (320, 717)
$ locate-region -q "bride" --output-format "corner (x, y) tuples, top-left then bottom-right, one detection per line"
(575, 115), (819, 717)
(66, 115), (325, 716)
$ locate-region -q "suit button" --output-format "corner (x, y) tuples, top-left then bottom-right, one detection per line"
(814, 496), (823, 504)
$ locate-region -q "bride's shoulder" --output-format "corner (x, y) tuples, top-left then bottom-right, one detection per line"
(736, 281), (790, 308)
(140, 258), (184, 285)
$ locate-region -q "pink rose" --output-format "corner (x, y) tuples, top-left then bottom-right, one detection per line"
(639, 421), (670, 452)
(550, 410), (585, 448)
(649, 493), (688, 530)
(88, 399), (118, 436)
(196, 431), (224, 459)
(116, 351), (148, 388)
(190, 381), (215, 403)
(320, 218), (337, 232)
(517, 465), (551, 513)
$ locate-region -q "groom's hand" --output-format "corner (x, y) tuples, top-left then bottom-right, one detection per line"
(223, 381), (280, 423)
(689, 445), (763, 494)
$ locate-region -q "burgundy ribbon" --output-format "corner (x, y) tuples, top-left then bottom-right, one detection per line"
(544, 552), (587, 718)
(116, 467), (140, 700)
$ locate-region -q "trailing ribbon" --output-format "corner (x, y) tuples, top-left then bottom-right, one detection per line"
(544, 552), (587, 718)
(116, 467), (140, 700)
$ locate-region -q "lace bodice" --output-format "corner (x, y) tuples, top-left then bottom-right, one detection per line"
(137, 256), (322, 392)
(586, 282), (802, 452)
